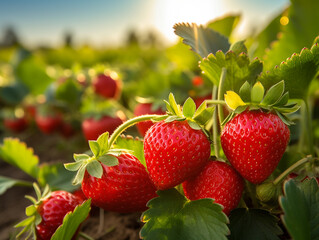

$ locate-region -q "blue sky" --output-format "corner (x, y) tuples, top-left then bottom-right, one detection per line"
(0, 0), (289, 47)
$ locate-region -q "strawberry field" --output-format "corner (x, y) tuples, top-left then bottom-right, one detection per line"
(1, 0), (319, 239)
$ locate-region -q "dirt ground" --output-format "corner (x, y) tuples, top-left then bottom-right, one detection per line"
(0, 128), (143, 240)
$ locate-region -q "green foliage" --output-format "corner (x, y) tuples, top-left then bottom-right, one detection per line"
(264, 0), (319, 68)
(55, 78), (82, 107)
(228, 208), (283, 240)
(15, 55), (53, 95)
(0, 82), (29, 105)
(140, 189), (229, 240)
(280, 179), (319, 240)
(0, 176), (28, 195)
(207, 14), (241, 38)
(259, 42), (319, 100)
(0, 138), (39, 178)
(200, 49), (263, 93)
(174, 23), (230, 58)
(51, 199), (91, 240)
(113, 135), (146, 167)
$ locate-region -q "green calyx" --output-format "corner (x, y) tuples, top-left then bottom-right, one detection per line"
(65, 132), (126, 185)
(164, 93), (215, 130)
(223, 80), (300, 125)
(15, 183), (51, 240)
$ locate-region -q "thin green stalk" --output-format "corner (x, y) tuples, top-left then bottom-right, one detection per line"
(79, 232), (95, 240)
(218, 68), (227, 128)
(305, 101), (314, 155)
(273, 155), (312, 185)
(108, 114), (167, 147)
(212, 86), (220, 158)
(246, 181), (259, 208)
(205, 100), (226, 105)
(14, 180), (33, 188)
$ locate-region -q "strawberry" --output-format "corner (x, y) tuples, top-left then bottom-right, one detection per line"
(183, 160), (244, 215)
(93, 73), (121, 99)
(192, 76), (204, 87)
(221, 110), (290, 184)
(3, 116), (28, 133)
(144, 120), (211, 190)
(81, 116), (123, 141)
(81, 153), (157, 213)
(134, 103), (165, 136)
(15, 185), (84, 240)
(35, 114), (62, 134)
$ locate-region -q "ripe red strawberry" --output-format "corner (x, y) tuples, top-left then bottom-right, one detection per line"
(221, 110), (290, 184)
(4, 116), (28, 133)
(144, 120), (211, 190)
(192, 76), (204, 87)
(134, 103), (165, 136)
(36, 191), (84, 240)
(92, 73), (121, 99)
(81, 153), (157, 213)
(183, 160), (244, 215)
(35, 114), (62, 134)
(82, 116), (123, 141)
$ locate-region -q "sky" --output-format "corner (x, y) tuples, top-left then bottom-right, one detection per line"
(0, 0), (289, 47)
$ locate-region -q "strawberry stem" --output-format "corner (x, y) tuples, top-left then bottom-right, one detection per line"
(217, 68), (227, 128)
(212, 86), (220, 158)
(273, 155), (312, 185)
(108, 114), (168, 147)
(79, 232), (95, 240)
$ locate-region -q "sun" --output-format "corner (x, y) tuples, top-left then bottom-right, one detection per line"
(153, 0), (225, 43)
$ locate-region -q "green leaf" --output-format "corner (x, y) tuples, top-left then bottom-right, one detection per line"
(73, 153), (90, 162)
(168, 93), (182, 116)
(38, 163), (78, 192)
(51, 199), (91, 240)
(113, 135), (145, 166)
(193, 106), (215, 126)
(97, 132), (109, 155)
(224, 91), (246, 110)
(230, 40), (248, 55)
(251, 81), (265, 103)
(187, 120), (201, 130)
(64, 162), (82, 172)
(55, 78), (82, 106)
(239, 81), (251, 102)
(259, 40), (319, 100)
(173, 23), (230, 58)
(207, 14), (241, 38)
(263, 0), (319, 69)
(183, 97), (196, 118)
(274, 92), (289, 106)
(228, 208), (283, 240)
(86, 160), (103, 178)
(200, 50), (263, 94)
(280, 179), (319, 240)
(98, 155), (119, 167)
(0, 82), (29, 105)
(72, 164), (87, 186)
(0, 138), (39, 178)
(25, 205), (37, 217)
(261, 80), (285, 106)
(88, 140), (100, 157)
(15, 55), (54, 95)
(140, 189), (229, 240)
(0, 176), (30, 195)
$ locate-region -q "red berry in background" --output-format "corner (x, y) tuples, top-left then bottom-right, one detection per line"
(81, 116), (123, 141)
(3, 117), (28, 133)
(59, 121), (75, 138)
(35, 114), (62, 134)
(221, 110), (290, 184)
(144, 120), (211, 190)
(82, 153), (157, 213)
(183, 160), (244, 215)
(92, 73), (121, 99)
(192, 76), (204, 87)
(36, 191), (84, 240)
(134, 103), (165, 136)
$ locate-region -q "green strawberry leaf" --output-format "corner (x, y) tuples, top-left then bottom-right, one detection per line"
(88, 140), (100, 157)
(280, 179), (319, 240)
(228, 208), (283, 240)
(207, 14), (241, 38)
(98, 155), (119, 167)
(140, 189), (229, 240)
(55, 78), (82, 107)
(0, 176), (32, 195)
(113, 135), (145, 166)
(51, 199), (91, 240)
(261, 80), (285, 106)
(0, 138), (39, 178)
(37, 163), (78, 192)
(193, 106), (215, 126)
(72, 164), (87, 186)
(86, 160), (103, 178)
(230, 40), (248, 55)
(200, 50), (263, 93)
(183, 97), (196, 118)
(173, 22), (230, 58)
(239, 81), (251, 102)
(251, 82), (264, 103)
(64, 161), (83, 172)
(187, 120), (201, 130)
(73, 154), (90, 162)
(96, 132), (110, 156)
(259, 42), (319, 100)
(263, 0), (319, 69)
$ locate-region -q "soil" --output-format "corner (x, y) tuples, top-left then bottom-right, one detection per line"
(0, 127), (143, 240)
